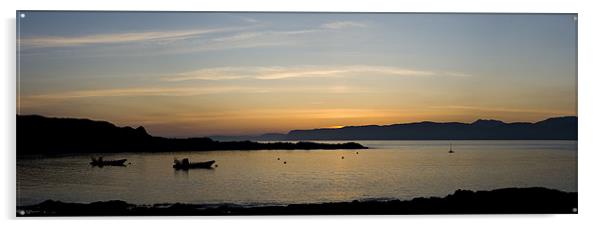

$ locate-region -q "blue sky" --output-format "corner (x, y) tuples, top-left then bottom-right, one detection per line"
(17, 12), (577, 137)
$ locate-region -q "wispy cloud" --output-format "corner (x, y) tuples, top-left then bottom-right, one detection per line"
(19, 28), (312, 57)
(134, 108), (407, 124)
(163, 67), (249, 81)
(240, 17), (259, 23)
(23, 87), (250, 99)
(20, 19), (366, 51)
(212, 20), (365, 44)
(20, 84), (372, 102)
(429, 105), (572, 115)
(19, 19), (368, 56)
(162, 65), (442, 82)
(19, 27), (248, 48)
(444, 72), (472, 77)
(211, 29), (318, 42)
(321, 21), (367, 29)
(212, 32), (263, 42)
(274, 29), (319, 35)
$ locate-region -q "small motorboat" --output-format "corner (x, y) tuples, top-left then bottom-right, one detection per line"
(173, 158), (216, 170)
(90, 157), (127, 167)
(448, 143), (455, 153)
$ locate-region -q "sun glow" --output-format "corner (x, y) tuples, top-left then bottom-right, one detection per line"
(17, 13), (577, 137)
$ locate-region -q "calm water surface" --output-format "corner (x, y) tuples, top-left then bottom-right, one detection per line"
(17, 140), (577, 206)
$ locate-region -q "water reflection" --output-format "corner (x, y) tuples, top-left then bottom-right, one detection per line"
(17, 140), (577, 206)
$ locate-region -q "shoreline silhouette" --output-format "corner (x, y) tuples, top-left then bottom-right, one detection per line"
(211, 116), (577, 141)
(17, 114), (577, 157)
(17, 187), (577, 216)
(17, 115), (367, 157)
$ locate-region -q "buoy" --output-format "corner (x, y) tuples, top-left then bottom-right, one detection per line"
(342, 156), (345, 159)
(284, 161), (287, 164)
(215, 164), (218, 168)
(277, 157), (280, 160)
(356, 152), (359, 154)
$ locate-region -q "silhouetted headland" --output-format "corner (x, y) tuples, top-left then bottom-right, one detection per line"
(211, 116), (577, 141)
(16, 115), (367, 157)
(17, 187), (577, 216)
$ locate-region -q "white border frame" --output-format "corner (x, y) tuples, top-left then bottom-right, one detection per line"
(3, 0), (601, 227)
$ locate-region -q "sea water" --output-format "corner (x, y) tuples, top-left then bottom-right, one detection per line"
(16, 140), (577, 206)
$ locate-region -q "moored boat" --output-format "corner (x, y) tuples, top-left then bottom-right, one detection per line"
(173, 158), (215, 170)
(90, 157), (127, 166)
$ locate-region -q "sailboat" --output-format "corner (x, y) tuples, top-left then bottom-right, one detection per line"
(448, 143), (454, 153)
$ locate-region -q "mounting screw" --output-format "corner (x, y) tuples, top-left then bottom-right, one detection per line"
(20, 13), (26, 18)
(572, 208), (578, 213)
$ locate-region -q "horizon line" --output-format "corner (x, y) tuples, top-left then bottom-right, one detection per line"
(16, 114), (576, 138)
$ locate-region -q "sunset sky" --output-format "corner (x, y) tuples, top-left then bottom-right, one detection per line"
(17, 12), (577, 137)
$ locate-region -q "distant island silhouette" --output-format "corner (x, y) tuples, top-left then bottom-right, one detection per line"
(16, 115), (366, 157)
(17, 187), (576, 216)
(210, 116), (577, 141)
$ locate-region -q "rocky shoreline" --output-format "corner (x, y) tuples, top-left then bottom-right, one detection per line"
(17, 187), (577, 216)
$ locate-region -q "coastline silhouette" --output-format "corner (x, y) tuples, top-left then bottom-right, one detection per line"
(16, 115), (366, 157)
(211, 116), (577, 141)
(17, 114), (577, 157)
(17, 187), (577, 216)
